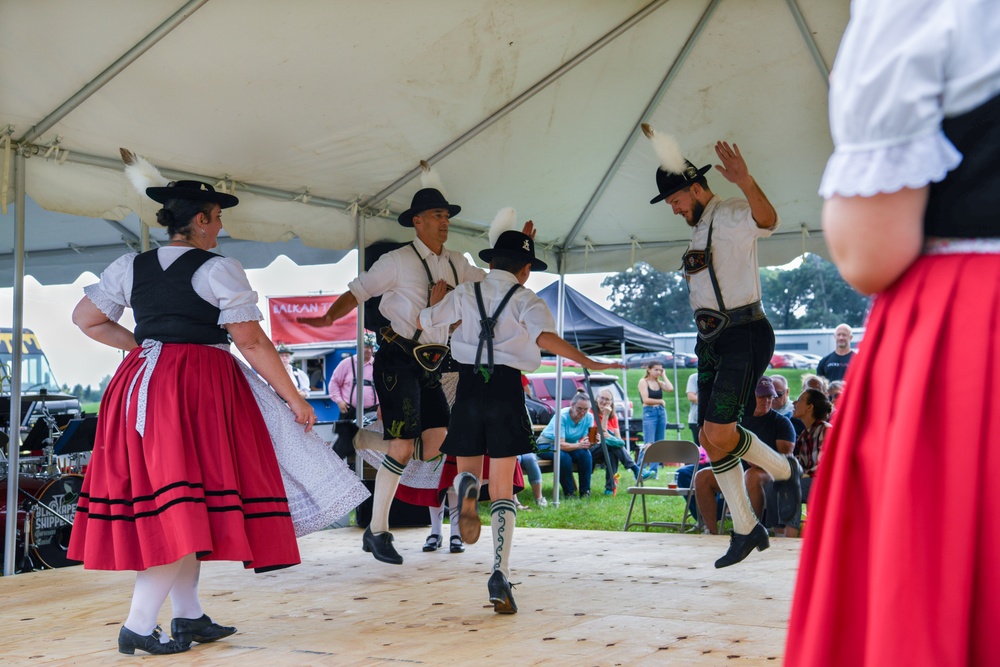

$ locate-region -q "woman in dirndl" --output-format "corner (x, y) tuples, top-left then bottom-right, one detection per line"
(785, 2), (1000, 666)
(68, 173), (369, 655)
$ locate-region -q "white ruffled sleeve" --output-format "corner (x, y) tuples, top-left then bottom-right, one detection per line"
(819, 0), (962, 198)
(207, 256), (263, 325)
(83, 252), (137, 322)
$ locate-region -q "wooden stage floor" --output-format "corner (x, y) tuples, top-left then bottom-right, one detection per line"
(0, 527), (801, 666)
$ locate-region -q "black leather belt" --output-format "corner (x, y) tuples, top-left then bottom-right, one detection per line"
(694, 301), (765, 341)
(727, 301), (765, 326)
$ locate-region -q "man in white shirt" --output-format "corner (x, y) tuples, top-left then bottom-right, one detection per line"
(298, 188), (486, 565)
(644, 128), (800, 568)
(418, 222), (616, 614)
(277, 344), (310, 398)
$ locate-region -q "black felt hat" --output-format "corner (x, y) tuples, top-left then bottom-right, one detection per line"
(397, 188), (461, 227)
(649, 160), (712, 204)
(146, 180), (239, 208)
(479, 230), (547, 271)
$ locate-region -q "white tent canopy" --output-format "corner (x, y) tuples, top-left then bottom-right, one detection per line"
(2, 0), (846, 278)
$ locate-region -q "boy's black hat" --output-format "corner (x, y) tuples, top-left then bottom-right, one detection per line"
(479, 230), (547, 271)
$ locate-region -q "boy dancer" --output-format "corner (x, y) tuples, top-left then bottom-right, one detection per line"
(418, 213), (617, 613)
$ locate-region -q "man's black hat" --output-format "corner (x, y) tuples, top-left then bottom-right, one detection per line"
(397, 188), (461, 228)
(146, 180), (239, 208)
(649, 160), (712, 204)
(479, 230), (547, 271)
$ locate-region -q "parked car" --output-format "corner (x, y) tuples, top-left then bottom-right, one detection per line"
(525, 372), (633, 423)
(625, 350), (674, 369)
(770, 352), (813, 369)
(796, 353), (822, 368)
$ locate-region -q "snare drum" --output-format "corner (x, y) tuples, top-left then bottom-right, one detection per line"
(0, 474), (84, 569)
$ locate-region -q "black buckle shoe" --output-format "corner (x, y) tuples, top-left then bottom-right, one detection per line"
(775, 456), (803, 524)
(362, 526), (404, 564)
(118, 625), (189, 655)
(422, 533), (443, 552)
(487, 571), (518, 614)
(714, 523), (770, 569)
(170, 614), (237, 648)
(455, 473), (481, 545)
(449, 535), (465, 553)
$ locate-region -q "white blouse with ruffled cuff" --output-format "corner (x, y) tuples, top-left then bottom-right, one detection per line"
(820, 0), (1000, 199)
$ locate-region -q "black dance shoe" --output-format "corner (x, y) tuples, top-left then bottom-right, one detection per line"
(714, 523), (770, 569)
(117, 625), (189, 655)
(171, 614), (237, 648)
(487, 570), (518, 614)
(422, 533), (443, 552)
(455, 473), (482, 545)
(449, 535), (465, 553)
(774, 456), (803, 524)
(362, 526), (404, 564)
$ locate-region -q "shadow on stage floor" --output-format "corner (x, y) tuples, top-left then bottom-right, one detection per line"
(0, 526), (801, 666)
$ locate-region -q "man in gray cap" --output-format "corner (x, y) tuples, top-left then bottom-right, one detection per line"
(643, 125), (800, 568)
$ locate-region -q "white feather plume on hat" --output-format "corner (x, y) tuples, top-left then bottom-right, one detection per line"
(120, 147), (168, 196)
(641, 123), (686, 175)
(419, 159), (446, 196)
(488, 207), (517, 247)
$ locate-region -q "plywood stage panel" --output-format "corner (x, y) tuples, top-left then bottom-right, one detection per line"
(0, 527), (801, 666)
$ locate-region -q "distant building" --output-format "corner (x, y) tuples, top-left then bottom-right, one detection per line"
(668, 327), (864, 357)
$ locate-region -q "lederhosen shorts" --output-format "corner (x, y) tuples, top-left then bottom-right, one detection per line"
(695, 317), (775, 427)
(439, 363), (534, 459)
(373, 342), (450, 441)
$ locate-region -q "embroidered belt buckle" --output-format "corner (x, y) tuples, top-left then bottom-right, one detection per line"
(683, 249), (709, 275)
(694, 308), (730, 341)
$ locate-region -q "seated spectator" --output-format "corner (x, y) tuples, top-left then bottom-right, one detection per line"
(827, 380), (845, 407)
(517, 453), (547, 507)
(535, 392), (594, 498)
(801, 373), (829, 395)
(782, 388), (833, 538)
(695, 377), (795, 534)
(590, 387), (651, 495)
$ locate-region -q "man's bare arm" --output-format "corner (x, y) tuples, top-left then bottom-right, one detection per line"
(297, 291), (359, 328)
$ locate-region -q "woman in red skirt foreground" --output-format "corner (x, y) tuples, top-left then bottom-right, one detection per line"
(785, 2), (1000, 665)
(68, 171), (368, 655)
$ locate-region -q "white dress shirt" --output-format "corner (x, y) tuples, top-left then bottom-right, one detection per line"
(348, 237), (486, 344)
(820, 0), (1000, 198)
(419, 269), (557, 372)
(685, 196), (778, 312)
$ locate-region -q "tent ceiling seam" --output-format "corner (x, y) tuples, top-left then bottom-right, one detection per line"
(358, 0), (672, 210)
(560, 0), (723, 254)
(785, 0), (831, 84)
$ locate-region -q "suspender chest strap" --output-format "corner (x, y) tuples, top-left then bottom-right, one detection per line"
(474, 282), (521, 381)
(409, 242), (459, 343)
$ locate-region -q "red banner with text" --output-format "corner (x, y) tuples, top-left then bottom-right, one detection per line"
(267, 295), (360, 345)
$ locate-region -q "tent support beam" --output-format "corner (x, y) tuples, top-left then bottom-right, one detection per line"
(353, 206), (366, 480)
(785, 0), (831, 84)
(359, 0), (672, 210)
(17, 0), (209, 144)
(551, 256), (567, 507)
(4, 150), (27, 577)
(561, 0), (722, 254)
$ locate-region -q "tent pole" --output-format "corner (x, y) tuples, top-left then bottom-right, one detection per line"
(353, 206), (365, 480)
(140, 221), (150, 252)
(620, 340), (631, 450)
(561, 0), (723, 254)
(672, 339), (682, 437)
(359, 0), (673, 209)
(785, 0), (831, 83)
(4, 149), (27, 576)
(551, 262), (567, 507)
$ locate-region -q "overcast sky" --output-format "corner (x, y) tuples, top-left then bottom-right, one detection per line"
(1, 252), (614, 388)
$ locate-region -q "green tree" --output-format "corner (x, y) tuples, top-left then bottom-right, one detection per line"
(71, 383), (84, 398)
(601, 263), (694, 334)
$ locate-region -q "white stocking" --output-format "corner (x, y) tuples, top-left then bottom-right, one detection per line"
(168, 553), (204, 620)
(124, 558), (185, 636)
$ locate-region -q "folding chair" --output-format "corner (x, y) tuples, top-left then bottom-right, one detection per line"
(623, 440), (701, 532)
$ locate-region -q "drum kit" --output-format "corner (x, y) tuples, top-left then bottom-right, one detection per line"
(2, 395), (95, 573)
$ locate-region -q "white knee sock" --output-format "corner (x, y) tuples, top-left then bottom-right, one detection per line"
(168, 553), (204, 620)
(732, 425), (791, 480)
(711, 459), (759, 535)
(372, 455), (405, 534)
(124, 558), (185, 636)
(429, 499), (445, 536)
(446, 487), (461, 540)
(490, 499), (517, 578)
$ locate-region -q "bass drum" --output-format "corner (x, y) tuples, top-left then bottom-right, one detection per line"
(0, 475), (48, 573)
(28, 474), (84, 569)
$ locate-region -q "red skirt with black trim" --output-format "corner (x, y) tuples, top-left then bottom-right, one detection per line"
(67, 344), (300, 572)
(785, 253), (1000, 667)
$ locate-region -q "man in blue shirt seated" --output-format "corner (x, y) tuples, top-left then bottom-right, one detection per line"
(535, 391), (595, 498)
(694, 377), (795, 534)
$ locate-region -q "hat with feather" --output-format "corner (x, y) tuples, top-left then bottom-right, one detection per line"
(120, 148), (239, 209)
(478, 207), (547, 271)
(642, 124), (711, 204)
(397, 160), (461, 227)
